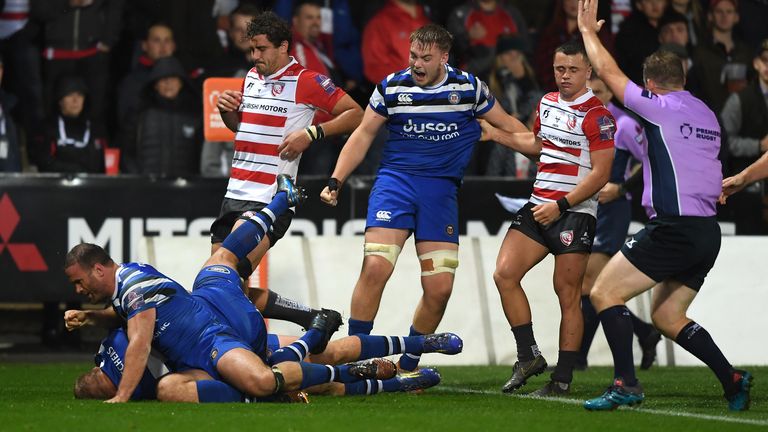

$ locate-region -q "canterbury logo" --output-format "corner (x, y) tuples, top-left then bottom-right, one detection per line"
(375, 210), (392, 221)
(397, 94), (413, 105)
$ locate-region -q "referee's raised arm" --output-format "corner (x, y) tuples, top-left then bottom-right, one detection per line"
(578, 0), (629, 104)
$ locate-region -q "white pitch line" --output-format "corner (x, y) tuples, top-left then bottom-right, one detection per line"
(437, 387), (768, 427)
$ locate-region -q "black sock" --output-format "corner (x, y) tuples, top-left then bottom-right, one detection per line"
(629, 311), (653, 341)
(551, 350), (580, 383)
(261, 290), (318, 329)
(675, 321), (735, 394)
(580, 295), (600, 364)
(511, 323), (540, 362)
(236, 258), (253, 280)
(598, 305), (637, 386)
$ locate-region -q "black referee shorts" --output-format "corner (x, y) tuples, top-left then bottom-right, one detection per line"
(509, 202), (596, 255)
(620, 216), (720, 291)
(209, 197), (294, 246)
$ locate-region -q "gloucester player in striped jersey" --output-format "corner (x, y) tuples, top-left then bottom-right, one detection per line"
(214, 11), (363, 332)
(483, 38), (615, 397)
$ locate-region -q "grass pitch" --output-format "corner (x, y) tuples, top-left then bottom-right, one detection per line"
(0, 363), (765, 431)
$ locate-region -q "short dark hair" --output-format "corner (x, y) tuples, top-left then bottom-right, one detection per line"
(74, 369), (114, 399)
(658, 9), (689, 30)
(145, 22), (173, 41)
(64, 243), (114, 270)
(643, 50), (685, 88)
(410, 24), (453, 53)
(554, 37), (589, 64)
(247, 11), (292, 50)
(292, 0), (322, 17)
(231, 3), (260, 19)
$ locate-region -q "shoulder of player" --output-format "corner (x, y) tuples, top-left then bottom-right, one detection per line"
(542, 92), (559, 102)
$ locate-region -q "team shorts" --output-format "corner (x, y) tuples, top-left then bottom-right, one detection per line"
(192, 265), (268, 360)
(210, 197), (294, 245)
(267, 334), (280, 357)
(620, 216), (720, 291)
(176, 323), (252, 380)
(366, 169), (459, 243)
(509, 202), (596, 255)
(592, 199), (632, 255)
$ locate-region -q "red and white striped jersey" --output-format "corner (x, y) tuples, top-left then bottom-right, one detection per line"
(226, 57), (345, 203)
(531, 90), (615, 217)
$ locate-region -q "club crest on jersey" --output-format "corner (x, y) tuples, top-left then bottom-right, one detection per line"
(567, 114), (577, 130)
(446, 225), (455, 236)
(598, 116), (615, 140)
(448, 91), (460, 105)
(560, 230), (574, 246)
(272, 82), (285, 96)
(315, 74), (336, 94)
(211, 349), (218, 360)
(125, 291), (145, 312)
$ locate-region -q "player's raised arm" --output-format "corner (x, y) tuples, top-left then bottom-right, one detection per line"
(721, 151), (768, 203)
(105, 308), (155, 403)
(320, 106), (387, 206)
(64, 308), (120, 331)
(217, 89), (243, 132)
(578, 0), (629, 103)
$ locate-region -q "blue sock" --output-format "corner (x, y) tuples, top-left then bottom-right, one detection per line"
(344, 378), (401, 395)
(196, 380), (243, 402)
(348, 318), (374, 336)
(220, 192), (289, 260)
(298, 362), (362, 388)
(358, 335), (424, 360)
(599, 305), (637, 385)
(269, 329), (322, 365)
(397, 326), (424, 371)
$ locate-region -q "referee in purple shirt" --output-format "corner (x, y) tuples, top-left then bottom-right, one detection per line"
(575, 0), (752, 412)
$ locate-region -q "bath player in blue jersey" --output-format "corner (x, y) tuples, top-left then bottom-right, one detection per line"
(319, 24), (534, 372)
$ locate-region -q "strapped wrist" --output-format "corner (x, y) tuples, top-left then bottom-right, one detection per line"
(305, 124), (326, 142)
(556, 197), (571, 214)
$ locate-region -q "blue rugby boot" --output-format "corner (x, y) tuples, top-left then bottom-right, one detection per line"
(726, 369), (753, 411)
(276, 174), (307, 206)
(584, 378), (644, 411)
(396, 368), (442, 392)
(422, 332), (463, 355)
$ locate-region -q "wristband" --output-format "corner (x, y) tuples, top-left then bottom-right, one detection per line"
(617, 183), (626, 196)
(556, 197), (571, 214)
(328, 177), (341, 192)
(304, 124), (326, 142)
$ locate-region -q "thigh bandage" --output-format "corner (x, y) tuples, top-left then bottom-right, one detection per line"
(418, 249), (459, 276)
(363, 243), (402, 267)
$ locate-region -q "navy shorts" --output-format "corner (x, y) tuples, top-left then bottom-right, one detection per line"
(176, 323), (252, 380)
(366, 169), (459, 243)
(509, 202), (596, 255)
(192, 265), (269, 360)
(210, 198), (294, 245)
(620, 216), (720, 291)
(592, 199), (632, 255)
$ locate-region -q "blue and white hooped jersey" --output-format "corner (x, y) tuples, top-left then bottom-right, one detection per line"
(369, 65), (495, 180)
(96, 328), (169, 400)
(110, 263), (220, 366)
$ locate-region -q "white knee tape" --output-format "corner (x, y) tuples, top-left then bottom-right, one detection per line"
(419, 249), (459, 276)
(364, 243), (402, 267)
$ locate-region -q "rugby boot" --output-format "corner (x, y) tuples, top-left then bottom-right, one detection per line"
(584, 378), (644, 411)
(726, 369), (753, 411)
(275, 174), (307, 207)
(347, 358), (397, 380)
(422, 332), (463, 355)
(308, 308), (343, 355)
(639, 327), (662, 370)
(530, 380), (571, 397)
(396, 368), (442, 392)
(501, 355), (548, 393)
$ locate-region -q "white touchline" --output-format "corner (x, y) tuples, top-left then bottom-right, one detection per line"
(438, 387), (768, 427)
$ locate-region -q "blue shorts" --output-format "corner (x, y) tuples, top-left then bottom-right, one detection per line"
(176, 323), (251, 380)
(267, 333), (280, 356)
(592, 199), (632, 255)
(366, 169), (459, 243)
(192, 265), (268, 361)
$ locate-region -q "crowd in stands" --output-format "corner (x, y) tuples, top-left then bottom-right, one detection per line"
(0, 0), (766, 186)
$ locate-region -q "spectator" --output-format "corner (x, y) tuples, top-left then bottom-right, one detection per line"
(291, 0), (340, 83)
(534, 0), (613, 92)
(0, 56), (22, 172)
(447, 0), (530, 82)
(690, 0), (752, 113)
(614, 0), (666, 85)
(486, 35), (541, 178)
(0, 0), (44, 158)
(669, 0), (706, 46)
(720, 39), (768, 234)
(734, 0), (768, 52)
(31, 0), (124, 128)
(115, 23), (176, 158)
(131, 57), (202, 177)
(658, 8), (694, 72)
(37, 76), (106, 174)
(361, 0), (430, 84)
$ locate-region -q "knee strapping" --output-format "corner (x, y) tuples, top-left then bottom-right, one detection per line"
(364, 243), (402, 266)
(419, 249), (459, 276)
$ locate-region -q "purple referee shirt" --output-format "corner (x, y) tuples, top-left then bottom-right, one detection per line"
(623, 81), (722, 218)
